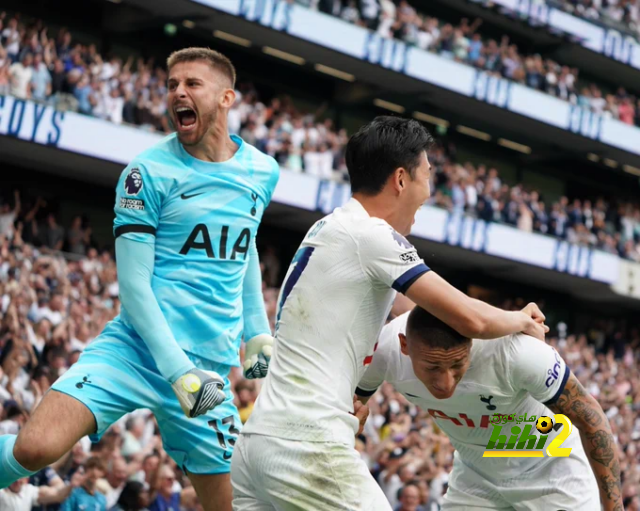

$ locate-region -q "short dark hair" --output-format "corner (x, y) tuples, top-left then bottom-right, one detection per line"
(167, 47), (236, 87)
(345, 116), (433, 195)
(406, 307), (470, 349)
(117, 481), (145, 509)
(84, 456), (106, 472)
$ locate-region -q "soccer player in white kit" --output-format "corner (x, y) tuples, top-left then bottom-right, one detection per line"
(231, 116), (548, 511)
(356, 307), (623, 511)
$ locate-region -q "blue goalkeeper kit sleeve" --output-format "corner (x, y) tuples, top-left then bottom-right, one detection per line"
(242, 237), (271, 340)
(115, 236), (194, 383)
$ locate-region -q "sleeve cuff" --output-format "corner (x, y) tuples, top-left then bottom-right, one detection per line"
(115, 224), (157, 238)
(392, 264), (430, 294)
(355, 386), (378, 397)
(543, 366), (570, 406)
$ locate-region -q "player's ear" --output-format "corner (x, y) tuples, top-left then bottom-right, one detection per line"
(220, 88), (236, 109)
(399, 333), (409, 355)
(391, 167), (406, 195)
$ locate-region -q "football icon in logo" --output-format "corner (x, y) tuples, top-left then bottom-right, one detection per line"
(536, 416), (554, 434)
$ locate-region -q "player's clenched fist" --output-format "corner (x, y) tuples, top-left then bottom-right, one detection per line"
(521, 302), (546, 324)
(520, 302), (549, 341)
(243, 334), (274, 379)
(172, 368), (226, 418)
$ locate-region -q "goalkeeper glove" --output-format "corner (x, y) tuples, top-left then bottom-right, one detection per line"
(243, 334), (274, 379)
(172, 368), (226, 418)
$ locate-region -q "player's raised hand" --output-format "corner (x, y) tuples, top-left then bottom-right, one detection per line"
(70, 467), (85, 488)
(172, 368), (226, 418)
(243, 334), (274, 379)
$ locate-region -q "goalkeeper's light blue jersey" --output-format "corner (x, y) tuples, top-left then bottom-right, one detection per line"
(105, 133), (279, 367)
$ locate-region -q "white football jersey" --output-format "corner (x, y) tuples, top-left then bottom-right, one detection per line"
(357, 313), (589, 483)
(243, 198), (430, 446)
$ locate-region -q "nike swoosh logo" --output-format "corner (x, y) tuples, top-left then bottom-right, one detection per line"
(406, 392), (421, 398)
(181, 192), (204, 200)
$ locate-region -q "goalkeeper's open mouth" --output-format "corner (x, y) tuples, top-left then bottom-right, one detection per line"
(174, 105), (198, 133)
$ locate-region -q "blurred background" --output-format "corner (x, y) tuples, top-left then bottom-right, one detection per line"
(0, 0), (640, 509)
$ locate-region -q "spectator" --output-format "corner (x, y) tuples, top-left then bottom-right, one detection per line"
(60, 457), (107, 510)
(235, 379), (257, 424)
(9, 52), (33, 99)
(30, 465), (65, 511)
(148, 464), (185, 511)
(1, 17), (21, 61)
(619, 96), (636, 125)
(98, 457), (129, 508)
(66, 216), (90, 255)
(0, 190), (20, 238)
(395, 483), (427, 511)
(110, 481), (149, 511)
(0, 470), (82, 511)
(30, 52), (51, 102)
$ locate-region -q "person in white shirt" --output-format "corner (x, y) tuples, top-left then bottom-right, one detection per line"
(356, 307), (622, 511)
(9, 54), (33, 99)
(231, 116), (547, 511)
(0, 472), (81, 511)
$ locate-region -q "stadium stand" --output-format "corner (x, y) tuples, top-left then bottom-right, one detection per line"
(303, 0), (640, 124)
(3, 9), (640, 262)
(556, 0), (640, 37)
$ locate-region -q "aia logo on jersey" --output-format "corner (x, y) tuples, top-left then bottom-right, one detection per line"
(124, 168), (143, 196)
(391, 229), (413, 249)
(180, 225), (251, 260)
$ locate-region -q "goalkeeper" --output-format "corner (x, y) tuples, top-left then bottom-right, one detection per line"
(0, 48), (278, 511)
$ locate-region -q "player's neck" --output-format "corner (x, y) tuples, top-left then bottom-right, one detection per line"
(353, 192), (404, 233)
(183, 126), (238, 163)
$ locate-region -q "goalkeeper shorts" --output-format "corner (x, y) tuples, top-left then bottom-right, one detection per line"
(51, 334), (241, 475)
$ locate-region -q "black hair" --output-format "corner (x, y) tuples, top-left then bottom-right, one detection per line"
(345, 116), (433, 195)
(406, 307), (470, 349)
(117, 481), (146, 511)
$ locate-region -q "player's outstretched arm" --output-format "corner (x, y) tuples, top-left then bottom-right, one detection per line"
(116, 237), (226, 418)
(405, 272), (547, 340)
(241, 237), (273, 379)
(549, 372), (623, 511)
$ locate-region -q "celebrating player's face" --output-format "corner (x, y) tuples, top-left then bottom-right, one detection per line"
(167, 60), (235, 146)
(397, 151), (431, 235)
(400, 333), (471, 399)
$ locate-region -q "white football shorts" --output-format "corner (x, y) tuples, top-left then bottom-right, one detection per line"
(231, 433), (392, 511)
(442, 447), (600, 511)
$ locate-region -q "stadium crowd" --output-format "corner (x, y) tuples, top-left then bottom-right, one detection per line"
(227, 86), (640, 261)
(1, 194), (640, 510)
(4, 9), (640, 260)
(307, 0), (640, 125)
(556, 0), (640, 37)
(3, 5), (640, 133)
